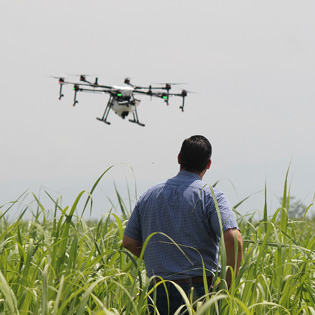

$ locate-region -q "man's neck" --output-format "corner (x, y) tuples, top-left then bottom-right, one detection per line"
(180, 168), (206, 180)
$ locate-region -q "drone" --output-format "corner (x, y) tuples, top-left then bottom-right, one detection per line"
(55, 75), (188, 126)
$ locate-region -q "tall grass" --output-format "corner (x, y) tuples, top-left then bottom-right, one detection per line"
(0, 168), (314, 314)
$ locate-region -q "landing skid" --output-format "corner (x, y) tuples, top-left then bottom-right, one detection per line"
(129, 119), (145, 127)
(96, 117), (111, 125)
(129, 107), (145, 127)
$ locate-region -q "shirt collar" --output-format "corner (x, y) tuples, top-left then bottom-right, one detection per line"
(177, 170), (202, 180)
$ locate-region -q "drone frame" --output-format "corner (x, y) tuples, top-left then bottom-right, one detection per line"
(56, 76), (187, 126)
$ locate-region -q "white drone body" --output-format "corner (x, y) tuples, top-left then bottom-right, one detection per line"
(111, 85), (133, 96)
(107, 85), (141, 121)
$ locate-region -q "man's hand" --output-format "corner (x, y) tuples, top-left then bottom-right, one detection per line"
(122, 235), (143, 258)
(223, 228), (243, 288)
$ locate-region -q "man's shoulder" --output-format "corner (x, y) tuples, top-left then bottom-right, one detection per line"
(146, 182), (165, 194)
(137, 181), (166, 201)
(201, 184), (224, 196)
(185, 178), (223, 195)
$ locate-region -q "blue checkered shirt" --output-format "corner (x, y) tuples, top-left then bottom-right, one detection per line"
(124, 171), (239, 279)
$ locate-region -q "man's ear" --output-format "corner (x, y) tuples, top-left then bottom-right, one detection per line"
(206, 159), (211, 170)
(178, 153), (181, 165)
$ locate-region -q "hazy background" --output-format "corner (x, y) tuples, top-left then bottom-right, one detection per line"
(1, 0), (315, 220)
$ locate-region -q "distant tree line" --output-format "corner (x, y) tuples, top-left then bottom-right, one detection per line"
(279, 196), (308, 219)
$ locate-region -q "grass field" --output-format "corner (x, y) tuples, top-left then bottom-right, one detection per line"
(0, 169), (314, 314)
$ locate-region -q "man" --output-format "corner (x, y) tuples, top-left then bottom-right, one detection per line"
(123, 135), (243, 314)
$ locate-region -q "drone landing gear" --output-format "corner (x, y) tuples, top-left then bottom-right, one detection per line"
(96, 117), (111, 125)
(129, 108), (145, 127)
(96, 97), (112, 125)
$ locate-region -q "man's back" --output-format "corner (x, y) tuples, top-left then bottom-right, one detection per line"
(124, 171), (238, 279)
(123, 135), (243, 314)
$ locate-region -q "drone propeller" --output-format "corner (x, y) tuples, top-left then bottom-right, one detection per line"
(79, 74), (99, 85)
(153, 82), (186, 86)
(66, 73), (97, 77)
(50, 76), (65, 83)
(63, 74), (99, 85)
(124, 77), (141, 90)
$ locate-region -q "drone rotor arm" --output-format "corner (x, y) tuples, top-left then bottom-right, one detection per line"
(132, 90), (150, 95)
(93, 83), (113, 89)
(71, 86), (113, 94)
(72, 86), (114, 105)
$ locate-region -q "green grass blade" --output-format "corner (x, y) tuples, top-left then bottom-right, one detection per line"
(0, 270), (20, 314)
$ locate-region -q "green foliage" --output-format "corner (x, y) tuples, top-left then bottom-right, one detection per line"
(0, 169), (314, 314)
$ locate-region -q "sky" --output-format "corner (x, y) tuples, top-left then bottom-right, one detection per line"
(1, 0), (315, 220)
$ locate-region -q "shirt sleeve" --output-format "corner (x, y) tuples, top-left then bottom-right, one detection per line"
(209, 189), (239, 236)
(124, 202), (143, 242)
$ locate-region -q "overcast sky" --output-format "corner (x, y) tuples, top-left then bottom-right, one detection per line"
(1, 0), (315, 220)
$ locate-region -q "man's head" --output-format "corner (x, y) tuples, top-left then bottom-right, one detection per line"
(178, 135), (212, 173)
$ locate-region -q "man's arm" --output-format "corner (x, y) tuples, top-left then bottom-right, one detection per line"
(122, 235), (143, 258)
(223, 228), (243, 288)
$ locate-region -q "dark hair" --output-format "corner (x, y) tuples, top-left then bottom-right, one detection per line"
(179, 135), (212, 173)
